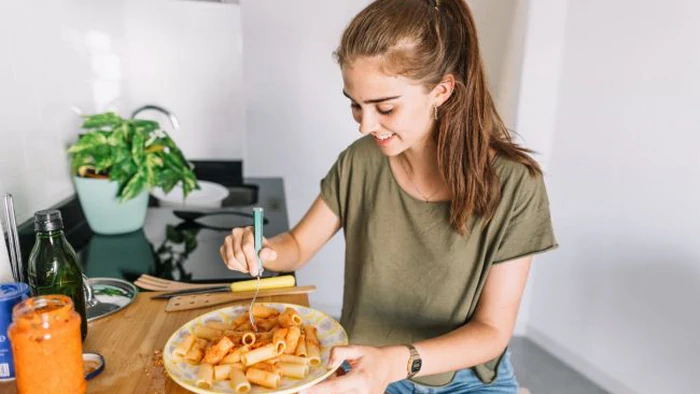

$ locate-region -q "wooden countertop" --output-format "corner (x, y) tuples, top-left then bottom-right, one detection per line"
(0, 291), (310, 394)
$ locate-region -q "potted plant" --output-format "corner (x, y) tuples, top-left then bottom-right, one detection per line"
(68, 112), (198, 235)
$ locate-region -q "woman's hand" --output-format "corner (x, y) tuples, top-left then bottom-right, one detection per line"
(302, 345), (407, 394)
(219, 226), (277, 276)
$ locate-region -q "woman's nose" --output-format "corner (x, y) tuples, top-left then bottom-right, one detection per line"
(358, 113), (379, 135)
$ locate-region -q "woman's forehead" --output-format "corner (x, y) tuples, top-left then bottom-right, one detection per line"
(342, 57), (420, 99)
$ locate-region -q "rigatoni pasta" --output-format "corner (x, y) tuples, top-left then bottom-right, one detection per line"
(304, 326), (322, 367)
(173, 306), (324, 390)
(174, 334), (196, 358)
(229, 367), (251, 393)
(196, 363), (214, 389)
(277, 362), (309, 379)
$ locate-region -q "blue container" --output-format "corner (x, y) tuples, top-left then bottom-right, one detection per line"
(0, 283), (30, 381)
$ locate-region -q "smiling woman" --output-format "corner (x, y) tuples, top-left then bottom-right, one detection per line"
(220, 1), (557, 393)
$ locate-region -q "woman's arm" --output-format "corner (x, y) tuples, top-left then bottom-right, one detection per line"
(221, 194), (341, 274)
(406, 255), (532, 378)
(265, 195), (342, 272)
(303, 256), (532, 393)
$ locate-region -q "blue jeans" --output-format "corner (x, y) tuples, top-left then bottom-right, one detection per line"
(385, 352), (518, 394)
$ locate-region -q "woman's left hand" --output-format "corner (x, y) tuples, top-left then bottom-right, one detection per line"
(302, 345), (406, 394)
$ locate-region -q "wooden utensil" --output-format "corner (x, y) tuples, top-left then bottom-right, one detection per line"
(164, 285), (316, 312)
(134, 274), (231, 291)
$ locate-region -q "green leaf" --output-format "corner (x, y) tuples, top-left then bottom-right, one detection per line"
(166, 225), (184, 243)
(158, 169), (180, 193)
(131, 130), (145, 163)
(133, 119), (159, 134)
(145, 153), (163, 187)
(70, 152), (92, 174)
(68, 132), (108, 154)
(93, 154), (113, 172)
(107, 125), (127, 146)
(82, 112), (122, 129)
(184, 231), (199, 253)
(111, 146), (131, 166)
(119, 169), (146, 201)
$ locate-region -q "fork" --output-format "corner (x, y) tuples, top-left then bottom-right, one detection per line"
(134, 274), (230, 291)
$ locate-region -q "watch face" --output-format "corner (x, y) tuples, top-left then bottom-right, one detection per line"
(411, 359), (422, 373)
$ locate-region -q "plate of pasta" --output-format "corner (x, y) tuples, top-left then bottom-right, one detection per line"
(163, 303), (349, 394)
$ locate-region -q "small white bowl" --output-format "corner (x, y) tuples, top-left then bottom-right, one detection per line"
(151, 180), (229, 209)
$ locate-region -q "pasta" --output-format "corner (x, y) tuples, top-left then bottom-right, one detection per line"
(174, 334), (196, 358)
(295, 334), (308, 357)
(196, 363), (214, 389)
(304, 326), (322, 367)
(284, 326), (301, 355)
(229, 367), (251, 393)
(173, 306), (325, 390)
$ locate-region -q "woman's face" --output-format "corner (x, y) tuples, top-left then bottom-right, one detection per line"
(341, 56), (437, 156)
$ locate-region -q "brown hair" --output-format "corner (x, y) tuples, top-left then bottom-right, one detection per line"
(335, 0), (541, 234)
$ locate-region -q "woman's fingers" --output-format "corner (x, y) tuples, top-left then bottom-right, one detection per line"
(221, 228), (248, 273)
(221, 227), (277, 275)
(327, 346), (365, 370)
(240, 227), (259, 275)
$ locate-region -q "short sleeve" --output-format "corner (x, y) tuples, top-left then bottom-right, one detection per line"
(493, 172), (558, 263)
(320, 149), (348, 221)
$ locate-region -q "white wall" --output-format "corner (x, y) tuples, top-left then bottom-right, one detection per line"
(0, 0), (130, 223)
(241, 0), (370, 317)
(469, 0), (528, 131)
(511, 0), (569, 336)
(0, 0), (245, 223)
(525, 1), (700, 393)
(123, 0), (245, 160)
(242, 0), (531, 319)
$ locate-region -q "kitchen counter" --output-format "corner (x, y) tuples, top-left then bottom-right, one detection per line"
(0, 291), (310, 394)
(17, 175), (293, 284)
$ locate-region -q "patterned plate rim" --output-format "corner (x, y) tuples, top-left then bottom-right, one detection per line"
(163, 302), (349, 394)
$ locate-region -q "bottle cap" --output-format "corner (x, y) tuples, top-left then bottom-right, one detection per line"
(34, 210), (64, 232)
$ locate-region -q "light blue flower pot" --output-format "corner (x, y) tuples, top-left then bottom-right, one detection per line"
(73, 177), (149, 235)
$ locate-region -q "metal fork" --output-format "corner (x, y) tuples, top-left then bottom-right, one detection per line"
(248, 207), (265, 333)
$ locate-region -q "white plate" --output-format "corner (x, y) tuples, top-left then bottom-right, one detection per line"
(163, 303), (349, 394)
(152, 180), (229, 209)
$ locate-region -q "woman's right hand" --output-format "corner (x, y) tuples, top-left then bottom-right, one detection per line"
(219, 226), (278, 276)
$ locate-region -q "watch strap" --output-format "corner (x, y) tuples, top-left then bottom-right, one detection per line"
(405, 344), (422, 379)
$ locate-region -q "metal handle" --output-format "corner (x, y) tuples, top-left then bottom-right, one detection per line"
(253, 207), (264, 276)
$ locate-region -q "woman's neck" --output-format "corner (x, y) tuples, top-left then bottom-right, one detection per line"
(393, 137), (451, 202)
(401, 138), (440, 180)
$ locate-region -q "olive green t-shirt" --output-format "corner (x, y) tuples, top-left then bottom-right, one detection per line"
(320, 136), (557, 386)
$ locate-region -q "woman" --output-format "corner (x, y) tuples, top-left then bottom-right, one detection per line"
(220, 0), (557, 393)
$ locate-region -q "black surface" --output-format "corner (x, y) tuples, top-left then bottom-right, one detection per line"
(16, 161), (293, 284)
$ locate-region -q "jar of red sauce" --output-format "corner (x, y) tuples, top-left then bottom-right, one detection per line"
(8, 294), (85, 394)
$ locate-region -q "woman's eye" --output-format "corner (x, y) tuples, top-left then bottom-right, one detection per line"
(378, 107), (394, 115)
(350, 103), (361, 111)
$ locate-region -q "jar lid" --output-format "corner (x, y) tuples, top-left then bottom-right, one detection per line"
(83, 352), (106, 380)
(0, 282), (29, 301)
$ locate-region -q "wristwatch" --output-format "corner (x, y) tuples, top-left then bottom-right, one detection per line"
(405, 344), (422, 379)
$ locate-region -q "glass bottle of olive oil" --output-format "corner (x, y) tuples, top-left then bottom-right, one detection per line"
(27, 210), (88, 340)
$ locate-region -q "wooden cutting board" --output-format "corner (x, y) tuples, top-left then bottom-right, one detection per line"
(164, 285), (317, 312)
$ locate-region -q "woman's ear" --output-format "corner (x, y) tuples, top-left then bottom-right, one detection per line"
(431, 73), (456, 107)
